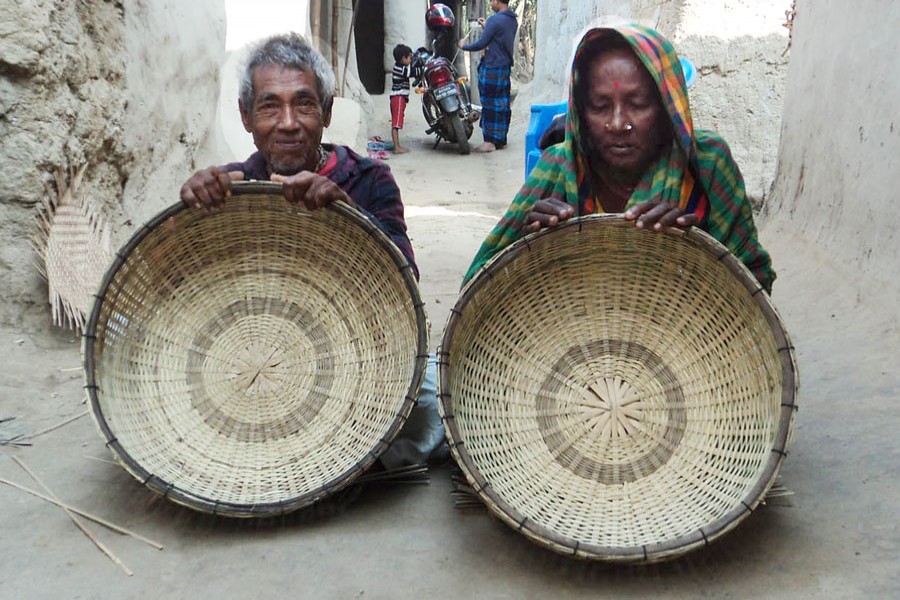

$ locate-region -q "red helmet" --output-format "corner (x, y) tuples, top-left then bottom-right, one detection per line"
(426, 3), (455, 30)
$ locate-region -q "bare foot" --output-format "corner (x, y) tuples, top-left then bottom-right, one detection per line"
(473, 142), (496, 153)
(393, 146), (410, 154)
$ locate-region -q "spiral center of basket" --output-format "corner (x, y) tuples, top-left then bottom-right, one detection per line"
(536, 339), (687, 485)
(184, 299), (337, 443)
(231, 341), (288, 396)
(584, 378), (643, 439)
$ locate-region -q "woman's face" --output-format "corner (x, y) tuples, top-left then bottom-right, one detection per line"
(580, 47), (671, 173)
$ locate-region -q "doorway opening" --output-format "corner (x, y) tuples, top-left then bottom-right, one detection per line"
(354, 0), (385, 94)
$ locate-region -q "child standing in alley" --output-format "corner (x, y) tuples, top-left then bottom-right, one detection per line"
(390, 44), (420, 154)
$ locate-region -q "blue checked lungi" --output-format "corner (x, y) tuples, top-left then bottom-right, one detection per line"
(477, 65), (512, 146)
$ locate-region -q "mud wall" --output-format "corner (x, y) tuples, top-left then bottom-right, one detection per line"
(765, 1), (900, 295)
(120, 1), (228, 228)
(0, 0), (226, 328)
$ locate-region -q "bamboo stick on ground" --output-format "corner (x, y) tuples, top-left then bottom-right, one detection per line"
(0, 476), (163, 550)
(25, 410), (89, 440)
(81, 454), (118, 466)
(0, 434), (31, 447)
(12, 457), (134, 576)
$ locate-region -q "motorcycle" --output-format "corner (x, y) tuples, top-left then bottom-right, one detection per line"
(415, 3), (479, 155)
(413, 48), (479, 155)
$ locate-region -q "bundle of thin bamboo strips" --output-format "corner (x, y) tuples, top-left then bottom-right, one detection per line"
(31, 164), (114, 331)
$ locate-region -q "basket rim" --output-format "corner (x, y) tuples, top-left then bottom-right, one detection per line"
(83, 181), (429, 517)
(438, 215), (798, 562)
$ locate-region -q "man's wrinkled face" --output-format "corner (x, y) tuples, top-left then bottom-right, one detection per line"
(581, 48), (671, 173)
(240, 65), (332, 176)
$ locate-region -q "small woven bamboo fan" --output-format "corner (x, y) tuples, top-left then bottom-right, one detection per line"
(439, 215), (797, 563)
(32, 164), (114, 330)
(84, 182), (427, 517)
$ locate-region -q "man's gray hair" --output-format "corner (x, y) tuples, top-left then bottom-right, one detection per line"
(239, 32), (336, 112)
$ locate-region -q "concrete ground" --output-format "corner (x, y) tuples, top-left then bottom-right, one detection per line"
(1, 95), (898, 599)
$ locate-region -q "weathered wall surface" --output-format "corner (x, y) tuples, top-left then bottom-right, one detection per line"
(530, 0), (790, 205)
(0, 0), (225, 328)
(530, 0), (681, 103)
(671, 0), (791, 208)
(1, 1), (128, 324)
(120, 1), (227, 229)
(765, 1), (900, 295)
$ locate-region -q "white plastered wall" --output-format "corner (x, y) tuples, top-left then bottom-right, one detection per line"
(765, 0), (900, 298)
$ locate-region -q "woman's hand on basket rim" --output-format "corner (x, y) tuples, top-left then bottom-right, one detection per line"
(625, 201), (699, 231)
(523, 198), (575, 233)
(180, 168), (244, 209)
(270, 171), (356, 210)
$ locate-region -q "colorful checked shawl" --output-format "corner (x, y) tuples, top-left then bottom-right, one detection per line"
(462, 24), (774, 292)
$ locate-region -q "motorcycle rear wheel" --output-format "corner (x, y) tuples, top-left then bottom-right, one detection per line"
(448, 112), (470, 155)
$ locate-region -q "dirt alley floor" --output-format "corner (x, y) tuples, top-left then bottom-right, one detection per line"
(2, 94), (898, 598)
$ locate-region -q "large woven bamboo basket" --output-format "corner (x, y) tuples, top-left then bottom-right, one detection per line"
(439, 215), (797, 563)
(84, 182), (427, 517)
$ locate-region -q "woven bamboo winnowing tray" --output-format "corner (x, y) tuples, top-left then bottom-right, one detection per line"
(439, 215), (797, 563)
(84, 182), (427, 517)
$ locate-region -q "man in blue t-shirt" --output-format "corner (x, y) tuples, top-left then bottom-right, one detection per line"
(458, 0), (518, 153)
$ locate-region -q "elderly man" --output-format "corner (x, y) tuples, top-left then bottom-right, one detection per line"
(182, 32), (417, 278)
(181, 32), (444, 469)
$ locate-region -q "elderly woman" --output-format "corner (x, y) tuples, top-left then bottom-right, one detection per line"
(462, 24), (775, 292)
